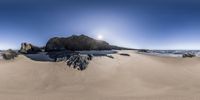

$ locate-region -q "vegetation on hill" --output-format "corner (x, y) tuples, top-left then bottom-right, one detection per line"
(45, 35), (112, 51)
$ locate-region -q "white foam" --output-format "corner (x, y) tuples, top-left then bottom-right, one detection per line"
(139, 50), (200, 57)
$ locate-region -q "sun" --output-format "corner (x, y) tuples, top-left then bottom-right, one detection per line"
(97, 34), (103, 40)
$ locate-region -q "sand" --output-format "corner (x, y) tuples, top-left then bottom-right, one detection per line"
(0, 50), (200, 100)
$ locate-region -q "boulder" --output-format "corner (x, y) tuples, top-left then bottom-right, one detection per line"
(182, 53), (195, 58)
(19, 43), (41, 54)
(52, 54), (92, 71)
(2, 49), (18, 60)
(119, 53), (130, 56)
(66, 54), (91, 71)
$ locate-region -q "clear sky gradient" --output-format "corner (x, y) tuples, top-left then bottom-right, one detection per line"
(0, 0), (200, 50)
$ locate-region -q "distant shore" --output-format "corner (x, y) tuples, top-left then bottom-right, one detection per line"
(138, 50), (199, 57)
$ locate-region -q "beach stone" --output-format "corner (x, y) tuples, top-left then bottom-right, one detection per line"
(2, 49), (18, 60)
(119, 53), (130, 56)
(182, 53), (195, 58)
(66, 54), (90, 71)
(51, 53), (92, 71)
(19, 43), (41, 54)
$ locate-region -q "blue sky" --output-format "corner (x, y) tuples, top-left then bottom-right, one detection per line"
(0, 0), (200, 50)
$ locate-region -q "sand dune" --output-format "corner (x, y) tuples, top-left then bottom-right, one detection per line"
(0, 50), (200, 100)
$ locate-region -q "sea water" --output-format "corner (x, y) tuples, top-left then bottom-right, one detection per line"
(139, 50), (200, 57)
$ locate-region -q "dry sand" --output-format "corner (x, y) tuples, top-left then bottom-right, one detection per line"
(0, 50), (200, 100)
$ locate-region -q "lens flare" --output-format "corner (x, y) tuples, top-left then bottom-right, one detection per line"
(97, 35), (103, 40)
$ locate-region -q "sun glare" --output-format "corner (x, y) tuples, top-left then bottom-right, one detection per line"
(97, 35), (103, 40)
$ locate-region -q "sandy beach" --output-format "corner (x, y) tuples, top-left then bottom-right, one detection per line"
(0, 50), (200, 100)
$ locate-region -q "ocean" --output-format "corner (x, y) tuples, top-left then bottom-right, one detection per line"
(1, 50), (200, 59)
(138, 50), (200, 57)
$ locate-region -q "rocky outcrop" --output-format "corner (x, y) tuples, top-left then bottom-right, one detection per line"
(138, 49), (149, 53)
(66, 54), (92, 71)
(182, 53), (195, 58)
(19, 43), (41, 54)
(2, 49), (18, 60)
(51, 53), (93, 71)
(45, 35), (112, 52)
(119, 53), (130, 56)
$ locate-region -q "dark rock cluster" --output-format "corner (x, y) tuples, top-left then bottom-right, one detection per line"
(182, 53), (196, 58)
(2, 49), (18, 60)
(119, 53), (130, 56)
(66, 54), (93, 70)
(54, 53), (93, 71)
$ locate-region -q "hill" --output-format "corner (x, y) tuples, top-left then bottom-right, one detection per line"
(45, 34), (130, 52)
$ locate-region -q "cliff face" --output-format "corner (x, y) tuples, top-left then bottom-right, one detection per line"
(45, 35), (112, 51)
(19, 43), (42, 54)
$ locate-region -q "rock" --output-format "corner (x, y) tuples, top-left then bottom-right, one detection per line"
(45, 34), (112, 52)
(47, 51), (79, 61)
(2, 49), (18, 60)
(87, 54), (93, 60)
(119, 53), (130, 56)
(19, 43), (41, 54)
(66, 54), (91, 71)
(51, 53), (92, 71)
(138, 49), (149, 53)
(182, 53), (195, 58)
(106, 55), (114, 59)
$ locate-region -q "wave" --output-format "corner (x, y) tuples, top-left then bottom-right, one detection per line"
(139, 50), (200, 57)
